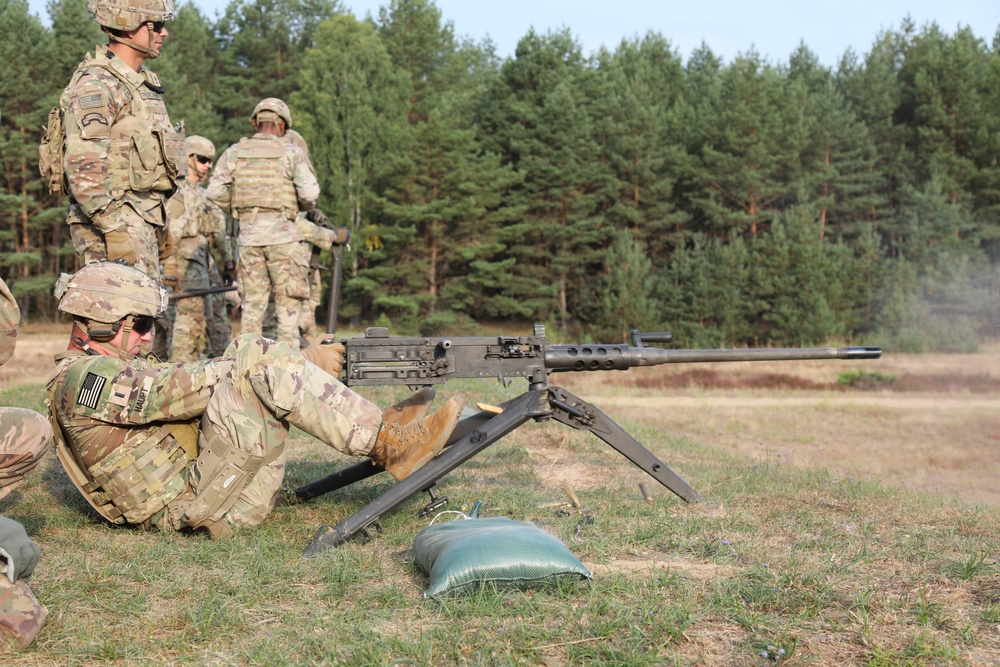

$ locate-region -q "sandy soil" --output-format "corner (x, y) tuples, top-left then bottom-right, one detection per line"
(6, 327), (998, 507)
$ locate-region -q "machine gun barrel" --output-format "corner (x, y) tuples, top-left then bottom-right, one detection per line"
(544, 344), (882, 372)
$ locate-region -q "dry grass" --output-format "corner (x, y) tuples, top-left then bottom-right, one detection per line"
(2, 328), (999, 664)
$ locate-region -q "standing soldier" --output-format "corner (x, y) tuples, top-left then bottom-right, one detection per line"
(164, 136), (234, 362)
(46, 262), (461, 539)
(0, 277), (51, 652)
(207, 98), (316, 345)
(40, 0), (184, 279)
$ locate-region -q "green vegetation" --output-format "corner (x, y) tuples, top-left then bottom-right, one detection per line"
(3, 0), (1000, 349)
(3, 379), (999, 665)
(837, 370), (898, 389)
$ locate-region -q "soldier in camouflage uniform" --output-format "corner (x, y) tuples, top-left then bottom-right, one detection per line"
(164, 136), (234, 362)
(207, 98), (315, 346)
(0, 278), (51, 652)
(47, 261), (461, 539)
(45, 0), (184, 280)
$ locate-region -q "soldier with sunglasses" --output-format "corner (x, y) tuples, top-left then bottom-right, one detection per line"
(47, 261), (462, 540)
(42, 0), (184, 281)
(160, 136), (234, 362)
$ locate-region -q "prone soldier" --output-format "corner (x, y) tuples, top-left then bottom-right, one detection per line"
(0, 278), (51, 652)
(47, 262), (461, 539)
(41, 0), (184, 280)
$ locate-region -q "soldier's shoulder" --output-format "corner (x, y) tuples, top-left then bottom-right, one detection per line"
(62, 354), (127, 381)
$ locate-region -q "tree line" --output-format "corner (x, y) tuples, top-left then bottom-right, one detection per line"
(2, 0), (999, 350)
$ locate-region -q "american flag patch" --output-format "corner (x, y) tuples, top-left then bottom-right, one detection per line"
(79, 94), (105, 110)
(77, 372), (107, 409)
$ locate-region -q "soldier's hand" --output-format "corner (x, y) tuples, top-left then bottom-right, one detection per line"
(0, 516), (41, 583)
(332, 227), (351, 245)
(157, 227), (175, 262)
(305, 208), (330, 227)
(301, 340), (345, 378)
(222, 261), (236, 285)
(104, 229), (137, 266)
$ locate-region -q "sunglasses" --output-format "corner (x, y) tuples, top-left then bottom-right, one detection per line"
(195, 155), (212, 165)
(129, 316), (156, 335)
(150, 21), (166, 33)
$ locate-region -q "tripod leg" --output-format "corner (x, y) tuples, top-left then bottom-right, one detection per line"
(547, 386), (703, 503)
(303, 390), (545, 557)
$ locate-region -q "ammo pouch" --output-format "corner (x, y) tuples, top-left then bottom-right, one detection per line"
(181, 432), (285, 536)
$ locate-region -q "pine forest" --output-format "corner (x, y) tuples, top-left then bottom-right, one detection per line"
(2, 0), (999, 351)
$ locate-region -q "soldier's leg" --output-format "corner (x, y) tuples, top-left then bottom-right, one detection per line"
(0, 408), (51, 502)
(237, 246), (269, 337)
(68, 205), (159, 280)
(189, 335), (381, 532)
(299, 267), (321, 340)
(205, 266), (231, 358)
(171, 263), (210, 363)
(267, 242), (310, 346)
(0, 578), (46, 652)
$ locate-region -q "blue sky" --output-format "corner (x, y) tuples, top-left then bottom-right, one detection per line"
(25, 0), (1000, 67)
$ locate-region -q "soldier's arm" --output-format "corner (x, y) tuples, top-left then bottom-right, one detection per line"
(0, 277), (19, 367)
(205, 148), (236, 213)
(75, 357), (232, 425)
(63, 77), (124, 233)
(291, 148), (320, 210)
(206, 201), (233, 264)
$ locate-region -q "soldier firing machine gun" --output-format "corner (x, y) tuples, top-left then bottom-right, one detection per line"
(297, 325), (881, 557)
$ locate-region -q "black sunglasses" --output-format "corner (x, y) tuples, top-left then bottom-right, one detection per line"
(130, 316), (156, 335)
(150, 21), (166, 33)
(195, 155), (212, 164)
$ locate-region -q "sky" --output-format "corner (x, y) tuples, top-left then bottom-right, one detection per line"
(24, 0), (1000, 67)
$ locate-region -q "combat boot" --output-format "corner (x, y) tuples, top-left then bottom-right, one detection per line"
(381, 387), (436, 426)
(371, 397), (462, 481)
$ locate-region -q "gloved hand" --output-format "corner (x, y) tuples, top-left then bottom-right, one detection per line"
(104, 229), (137, 266)
(157, 226), (175, 262)
(331, 227), (351, 245)
(301, 341), (345, 378)
(0, 516), (40, 583)
(222, 260), (236, 285)
(305, 208), (330, 227)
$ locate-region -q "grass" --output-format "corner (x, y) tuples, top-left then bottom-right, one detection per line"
(2, 377), (999, 666)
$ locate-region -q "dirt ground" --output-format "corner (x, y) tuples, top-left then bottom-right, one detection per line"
(6, 325), (998, 507)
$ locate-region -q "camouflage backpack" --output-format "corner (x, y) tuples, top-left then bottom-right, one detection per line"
(38, 107), (65, 195)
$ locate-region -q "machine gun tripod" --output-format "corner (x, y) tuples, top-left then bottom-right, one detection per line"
(296, 325), (882, 557)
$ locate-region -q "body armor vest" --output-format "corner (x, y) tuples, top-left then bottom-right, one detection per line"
(231, 136), (299, 216)
(46, 354), (193, 525)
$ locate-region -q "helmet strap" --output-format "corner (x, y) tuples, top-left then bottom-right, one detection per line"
(104, 24), (160, 59)
(116, 314), (136, 361)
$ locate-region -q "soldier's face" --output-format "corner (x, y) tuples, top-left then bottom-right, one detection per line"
(128, 21), (168, 56)
(101, 319), (154, 356)
(188, 154), (211, 181)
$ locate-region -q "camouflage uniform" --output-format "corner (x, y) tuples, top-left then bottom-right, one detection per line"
(59, 48), (184, 280)
(0, 278), (50, 653)
(164, 180), (232, 361)
(206, 100), (318, 346)
(295, 216), (346, 339)
(205, 256), (232, 358)
(49, 333), (380, 535)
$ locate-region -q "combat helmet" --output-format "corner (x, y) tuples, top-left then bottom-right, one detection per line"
(251, 98), (292, 129)
(89, 0), (175, 58)
(184, 135), (215, 159)
(55, 261), (168, 357)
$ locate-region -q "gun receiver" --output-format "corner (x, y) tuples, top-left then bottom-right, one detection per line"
(299, 325), (882, 557)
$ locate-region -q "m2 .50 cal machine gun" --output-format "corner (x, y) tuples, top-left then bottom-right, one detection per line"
(297, 326), (881, 557)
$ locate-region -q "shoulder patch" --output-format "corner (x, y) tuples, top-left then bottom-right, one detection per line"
(79, 94), (105, 110)
(77, 372), (107, 409)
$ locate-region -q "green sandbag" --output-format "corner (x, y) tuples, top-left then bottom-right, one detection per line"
(412, 516), (593, 598)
